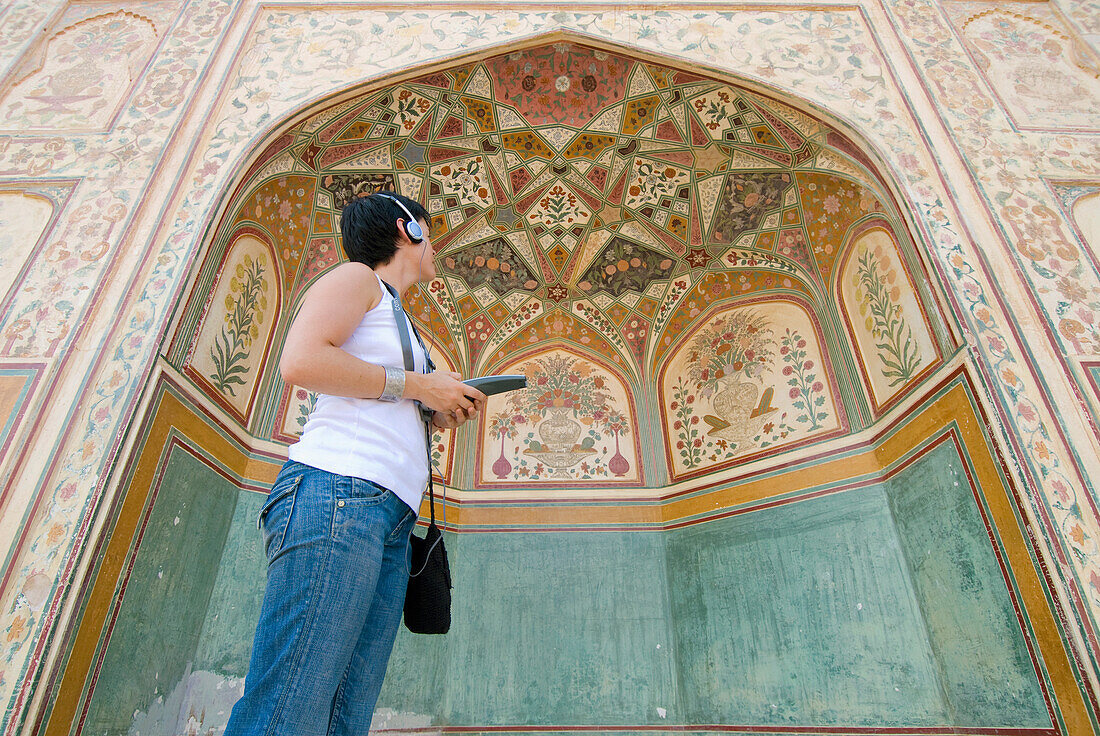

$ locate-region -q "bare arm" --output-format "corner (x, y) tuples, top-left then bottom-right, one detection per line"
(279, 262), (485, 415)
(280, 262), (384, 398)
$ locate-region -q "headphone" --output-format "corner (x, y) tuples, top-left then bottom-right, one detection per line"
(374, 193), (424, 243)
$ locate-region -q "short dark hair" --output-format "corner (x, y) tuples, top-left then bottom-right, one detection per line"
(339, 191), (429, 267)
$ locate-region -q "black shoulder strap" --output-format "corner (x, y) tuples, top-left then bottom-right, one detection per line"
(381, 279), (439, 528)
(383, 280), (428, 372)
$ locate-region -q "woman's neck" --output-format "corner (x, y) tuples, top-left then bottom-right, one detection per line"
(374, 258), (417, 295)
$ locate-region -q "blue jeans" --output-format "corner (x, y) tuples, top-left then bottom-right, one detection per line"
(225, 461), (417, 736)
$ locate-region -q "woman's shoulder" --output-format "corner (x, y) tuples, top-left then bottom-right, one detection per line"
(307, 261), (382, 309)
(314, 261), (379, 289)
(322, 260), (376, 281)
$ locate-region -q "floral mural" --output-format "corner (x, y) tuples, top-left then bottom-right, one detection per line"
(950, 6), (1100, 130)
(431, 156), (494, 209)
(279, 385), (317, 439)
(662, 301), (841, 478)
(0, 10), (163, 131)
(486, 44), (630, 128)
(442, 238), (540, 297)
(577, 236), (675, 296)
(479, 351), (637, 485)
(686, 308), (776, 449)
(235, 175), (318, 286)
(188, 236), (279, 421)
(711, 172), (793, 244)
(208, 254), (268, 396)
(840, 228), (939, 410)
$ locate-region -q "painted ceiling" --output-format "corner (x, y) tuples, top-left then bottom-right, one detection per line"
(178, 41), (948, 483)
(222, 42), (900, 374)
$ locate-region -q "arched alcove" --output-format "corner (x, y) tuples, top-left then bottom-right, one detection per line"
(184, 232), (281, 425)
(657, 295), (846, 482)
(837, 222), (941, 413)
(50, 34), (1089, 736)
(476, 345), (641, 488)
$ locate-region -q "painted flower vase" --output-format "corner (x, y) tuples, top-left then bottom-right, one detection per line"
(608, 433), (630, 477)
(539, 406), (581, 452)
(492, 434), (512, 479)
(711, 378), (759, 442)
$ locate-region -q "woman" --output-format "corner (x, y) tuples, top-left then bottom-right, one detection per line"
(224, 191), (485, 736)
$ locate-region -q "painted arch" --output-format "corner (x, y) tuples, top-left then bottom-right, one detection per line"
(167, 38), (954, 483)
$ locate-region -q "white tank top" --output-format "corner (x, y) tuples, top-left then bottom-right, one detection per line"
(288, 275), (429, 511)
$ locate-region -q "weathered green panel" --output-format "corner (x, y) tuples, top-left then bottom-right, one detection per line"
(380, 531), (677, 725)
(88, 440), (1052, 733)
(193, 489), (267, 677)
(885, 442), (1049, 727)
(83, 449), (238, 735)
(666, 486), (946, 726)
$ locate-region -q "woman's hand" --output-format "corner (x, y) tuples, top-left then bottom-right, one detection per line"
(432, 409), (476, 429)
(408, 370), (486, 418)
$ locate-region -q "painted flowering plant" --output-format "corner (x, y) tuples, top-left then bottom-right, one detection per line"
(780, 329), (828, 429)
(686, 309), (776, 397)
(853, 245), (922, 386)
(209, 253), (268, 396)
(602, 408), (630, 437)
(489, 410), (525, 440)
(509, 354), (612, 420)
(488, 355), (627, 482)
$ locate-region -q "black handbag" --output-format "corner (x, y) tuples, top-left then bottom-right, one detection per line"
(404, 473), (451, 634)
(384, 280), (453, 635)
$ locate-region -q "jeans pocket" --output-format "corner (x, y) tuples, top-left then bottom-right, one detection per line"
(335, 477), (391, 506)
(388, 506), (417, 544)
(258, 474), (303, 560)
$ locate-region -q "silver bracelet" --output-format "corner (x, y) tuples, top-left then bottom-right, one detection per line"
(378, 366), (405, 402)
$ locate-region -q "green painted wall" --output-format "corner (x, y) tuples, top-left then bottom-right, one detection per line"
(666, 486), (946, 725)
(193, 489), (267, 677)
(381, 444), (1048, 727)
(885, 442), (1048, 727)
(84, 439), (1051, 732)
(382, 531), (678, 724)
(83, 449), (239, 735)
